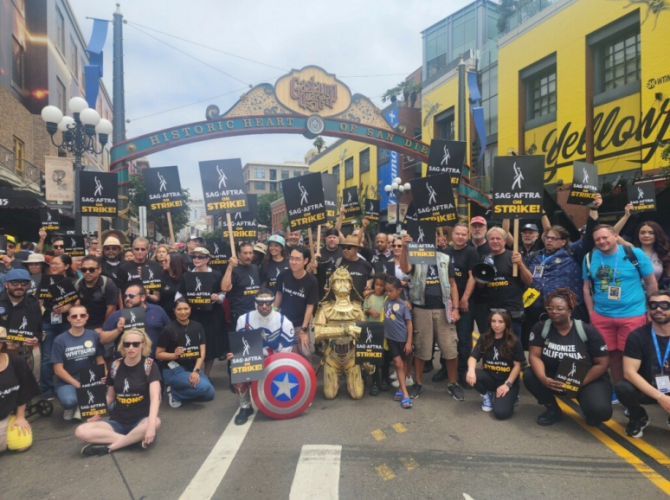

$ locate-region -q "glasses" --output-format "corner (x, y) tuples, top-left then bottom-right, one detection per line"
(123, 341), (143, 348)
(53, 245), (64, 249)
(192, 255), (207, 260)
(103, 246), (119, 250)
(490, 308), (508, 313)
(545, 236), (563, 242)
(123, 293), (139, 299)
(255, 300), (274, 306)
(81, 267), (99, 273)
(649, 301), (670, 311)
(69, 313), (89, 319)
(8, 280), (30, 287)
(133, 247), (148, 252)
(546, 307), (568, 313)
(341, 246), (355, 251)
(393, 245), (403, 248)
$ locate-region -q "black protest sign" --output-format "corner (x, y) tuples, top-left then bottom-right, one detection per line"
(321, 173), (337, 223)
(199, 159), (248, 215)
(77, 367), (107, 418)
(79, 365), (105, 387)
(6, 310), (40, 343)
(79, 171), (118, 216)
(0, 235), (6, 256)
(64, 234), (86, 257)
(402, 202), (416, 229)
(121, 306), (146, 332)
(48, 278), (78, 308)
(407, 243), (438, 266)
(223, 194), (258, 240)
(316, 262), (331, 301)
(628, 183), (656, 213)
(406, 219), (437, 246)
(366, 199), (380, 222)
(355, 322), (384, 366)
(39, 274), (64, 300)
(410, 173), (458, 225)
(491, 156), (545, 220)
(141, 265), (162, 292)
(143, 166), (185, 213)
(555, 358), (590, 396)
(184, 272), (215, 311)
(206, 239), (230, 269)
(229, 328), (264, 384)
(282, 174), (327, 231)
(28, 273), (41, 297)
(427, 139), (466, 185)
(342, 186), (362, 219)
(40, 208), (61, 232)
(567, 162), (598, 206)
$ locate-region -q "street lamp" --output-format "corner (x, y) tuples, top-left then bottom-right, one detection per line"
(41, 97), (113, 233)
(384, 176), (411, 234)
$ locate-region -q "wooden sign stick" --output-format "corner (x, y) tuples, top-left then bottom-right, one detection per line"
(316, 225), (322, 254)
(166, 212), (175, 245)
(308, 227), (315, 258)
(226, 212), (237, 258)
(513, 218), (519, 277)
(97, 218), (102, 251)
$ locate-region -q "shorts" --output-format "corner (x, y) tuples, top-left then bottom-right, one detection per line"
(387, 338), (410, 360)
(0, 414), (33, 452)
(108, 417), (145, 435)
(591, 311), (647, 352)
(412, 307), (458, 361)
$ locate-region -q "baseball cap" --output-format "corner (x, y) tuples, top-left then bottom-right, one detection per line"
(192, 246), (210, 256)
(470, 216), (487, 225)
(189, 235), (204, 242)
(521, 223), (539, 232)
(5, 269), (30, 282)
(253, 243), (268, 255)
(5, 235), (16, 245)
(266, 235), (285, 247)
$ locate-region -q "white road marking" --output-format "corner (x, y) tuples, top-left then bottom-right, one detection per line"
(290, 445), (342, 500)
(463, 494), (476, 500)
(178, 409), (256, 500)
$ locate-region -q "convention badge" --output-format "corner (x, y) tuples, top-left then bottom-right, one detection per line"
(532, 266), (544, 278)
(607, 286), (622, 300)
(655, 375), (670, 393)
(390, 314), (396, 320)
(51, 313), (62, 324)
(555, 258), (562, 264)
(523, 288), (541, 308)
(393, 304), (400, 312)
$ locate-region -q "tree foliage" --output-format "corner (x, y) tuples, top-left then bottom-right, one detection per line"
(257, 191), (281, 227)
(128, 174), (191, 237)
(313, 136), (325, 153)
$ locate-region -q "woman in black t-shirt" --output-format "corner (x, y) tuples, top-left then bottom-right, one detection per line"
(261, 235), (289, 294)
(159, 253), (188, 320)
(76, 329), (162, 456)
(524, 288), (612, 426)
(466, 311), (524, 420)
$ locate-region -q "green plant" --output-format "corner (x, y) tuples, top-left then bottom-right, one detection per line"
(257, 191), (281, 227)
(313, 136), (325, 153)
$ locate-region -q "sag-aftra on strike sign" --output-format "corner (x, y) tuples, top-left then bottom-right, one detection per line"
(491, 156), (545, 219)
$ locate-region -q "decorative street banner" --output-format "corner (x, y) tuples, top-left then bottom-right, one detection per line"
(491, 156), (545, 219)
(184, 272), (215, 311)
(229, 328), (264, 384)
(45, 156), (74, 202)
(628, 182), (656, 213)
(39, 275), (64, 300)
(410, 173), (457, 225)
(199, 158), (248, 215)
(64, 235), (86, 257)
(121, 306), (146, 332)
(77, 365), (107, 418)
(206, 239), (230, 269)
(40, 208), (60, 232)
(321, 173), (337, 223)
(143, 166), (185, 213)
(355, 322), (384, 366)
(6, 310), (39, 343)
(79, 171), (118, 216)
(282, 173), (326, 231)
(567, 162), (599, 206)
(28, 273), (41, 297)
(427, 139), (466, 185)
(342, 186), (362, 219)
(555, 358), (590, 396)
(141, 265), (162, 292)
(407, 243), (438, 266)
(223, 194), (258, 240)
(365, 199), (380, 222)
(48, 278), (78, 308)
(407, 218), (437, 245)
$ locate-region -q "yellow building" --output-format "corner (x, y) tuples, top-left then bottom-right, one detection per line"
(498, 0), (669, 221)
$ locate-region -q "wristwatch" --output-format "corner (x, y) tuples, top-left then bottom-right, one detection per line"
(194, 368), (201, 373)
(505, 381), (513, 388)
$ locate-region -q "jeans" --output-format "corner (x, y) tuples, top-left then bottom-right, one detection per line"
(615, 380), (658, 420)
(40, 320), (70, 395)
(456, 299), (475, 377)
(55, 384), (78, 410)
(162, 366), (215, 403)
(472, 368), (520, 420)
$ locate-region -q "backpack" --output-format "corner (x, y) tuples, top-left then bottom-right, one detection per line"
(109, 357), (154, 380)
(541, 319), (588, 343)
(584, 245), (641, 293)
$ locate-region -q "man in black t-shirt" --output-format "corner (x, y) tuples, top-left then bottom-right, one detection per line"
(0, 269), (42, 356)
(222, 243), (261, 327)
(101, 236), (124, 291)
(369, 232), (394, 273)
(617, 291), (670, 438)
(468, 216), (493, 334)
(118, 237), (162, 304)
(75, 255), (118, 330)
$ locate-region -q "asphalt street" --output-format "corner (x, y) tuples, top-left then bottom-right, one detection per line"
(5, 338), (670, 500)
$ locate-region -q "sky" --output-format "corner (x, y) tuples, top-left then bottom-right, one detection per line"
(68, 0), (474, 199)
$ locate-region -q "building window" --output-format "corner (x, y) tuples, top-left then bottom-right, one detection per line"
(345, 157), (354, 180)
(13, 137), (25, 174)
(435, 109), (455, 141)
(359, 149), (370, 174)
(270, 183), (277, 192)
(270, 169), (277, 181)
(451, 7), (476, 62)
(377, 147), (389, 166)
(254, 168), (266, 179)
(602, 31), (640, 92)
(425, 21), (447, 78)
(281, 170), (289, 180)
(80, 59), (86, 93)
(530, 70), (557, 119)
(293, 171), (301, 177)
(70, 36), (78, 78)
(333, 165), (340, 184)
(11, 37), (24, 90)
(255, 181), (265, 190)
(56, 6), (65, 53)
(56, 77), (66, 112)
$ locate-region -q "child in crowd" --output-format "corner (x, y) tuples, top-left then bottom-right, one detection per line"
(363, 273), (390, 396)
(383, 277), (413, 409)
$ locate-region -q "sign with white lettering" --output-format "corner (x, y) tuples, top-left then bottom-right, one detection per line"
(410, 173), (457, 225)
(40, 208), (61, 232)
(355, 322), (384, 366)
(184, 272), (215, 311)
(628, 182), (656, 213)
(79, 171), (118, 216)
(365, 199), (380, 223)
(199, 159), (248, 215)
(407, 243), (437, 266)
(229, 328), (264, 383)
(491, 156), (544, 220)
(64, 235), (86, 257)
(567, 162), (598, 206)
(342, 186), (362, 219)
(223, 194), (258, 240)
(283, 173), (326, 230)
(427, 139), (466, 184)
(142, 166), (185, 213)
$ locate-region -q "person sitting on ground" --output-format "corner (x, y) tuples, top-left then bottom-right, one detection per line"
(524, 288), (612, 426)
(52, 305), (105, 421)
(155, 298), (214, 409)
(76, 329), (161, 456)
(384, 277), (413, 409)
(466, 311), (524, 420)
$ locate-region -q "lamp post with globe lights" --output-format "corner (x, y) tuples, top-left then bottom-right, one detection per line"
(41, 97), (113, 233)
(384, 177), (411, 234)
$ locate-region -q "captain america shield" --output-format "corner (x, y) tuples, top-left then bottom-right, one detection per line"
(251, 352), (316, 419)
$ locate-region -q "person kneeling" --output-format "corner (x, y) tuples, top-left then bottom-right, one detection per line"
(76, 329), (161, 456)
(156, 299), (214, 408)
(466, 311), (523, 420)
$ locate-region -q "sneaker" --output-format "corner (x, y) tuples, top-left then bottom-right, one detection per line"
(458, 375), (473, 390)
(81, 444), (110, 456)
(43, 392), (55, 401)
(612, 390), (619, 405)
(515, 396), (520, 407)
(537, 405), (564, 426)
(380, 379), (390, 392)
(63, 408), (76, 421)
(166, 386), (182, 409)
(431, 368), (448, 383)
(369, 383), (380, 397)
(390, 371), (398, 381)
(74, 407), (82, 420)
(625, 414), (650, 438)
(406, 376), (414, 386)
(409, 383), (423, 399)
(423, 361), (434, 373)
(391, 379), (400, 388)
(447, 383), (465, 401)
(481, 392), (493, 412)
(234, 407), (254, 426)
(624, 407), (630, 417)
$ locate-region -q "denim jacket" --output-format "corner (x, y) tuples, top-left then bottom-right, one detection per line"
(408, 252), (452, 307)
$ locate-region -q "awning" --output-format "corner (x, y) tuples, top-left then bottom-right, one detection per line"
(0, 187), (46, 209)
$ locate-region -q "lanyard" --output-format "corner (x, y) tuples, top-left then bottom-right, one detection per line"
(540, 251), (558, 265)
(599, 248), (619, 286)
(651, 327), (670, 372)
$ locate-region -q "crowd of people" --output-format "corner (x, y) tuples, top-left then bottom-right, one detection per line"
(1, 193), (670, 456)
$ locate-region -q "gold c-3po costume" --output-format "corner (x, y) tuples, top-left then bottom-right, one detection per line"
(313, 267), (371, 399)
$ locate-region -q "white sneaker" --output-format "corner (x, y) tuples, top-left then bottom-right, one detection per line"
(63, 408), (76, 421)
(391, 379), (400, 388)
(167, 386), (182, 408)
(390, 372), (398, 381)
(406, 376), (414, 386)
(74, 407), (82, 420)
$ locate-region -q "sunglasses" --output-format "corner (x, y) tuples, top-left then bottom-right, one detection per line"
(8, 281), (30, 287)
(69, 313), (89, 319)
(341, 246), (355, 251)
(393, 245), (403, 248)
(255, 299), (274, 306)
(123, 293), (139, 299)
(123, 341), (143, 348)
(133, 247), (148, 251)
(81, 267), (99, 273)
(490, 308), (508, 313)
(544, 236), (563, 242)
(192, 255), (208, 260)
(649, 301), (670, 311)
(53, 245), (64, 249)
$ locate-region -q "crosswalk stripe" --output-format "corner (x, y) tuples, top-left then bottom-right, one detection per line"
(290, 445), (342, 499)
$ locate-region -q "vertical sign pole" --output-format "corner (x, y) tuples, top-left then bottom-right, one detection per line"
(316, 225), (322, 255)
(512, 218), (519, 277)
(166, 212), (175, 245)
(308, 227), (315, 258)
(226, 212), (237, 258)
(97, 218), (102, 253)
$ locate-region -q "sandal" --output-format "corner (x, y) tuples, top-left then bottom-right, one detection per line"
(401, 397), (412, 409)
(393, 390), (403, 401)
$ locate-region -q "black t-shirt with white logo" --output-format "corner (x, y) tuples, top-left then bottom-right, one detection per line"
(411, 261), (455, 309)
(101, 260), (123, 290)
(157, 320), (204, 371)
(445, 245), (479, 297)
(76, 277), (118, 329)
(229, 264), (261, 319)
(119, 260), (162, 292)
(471, 336), (525, 380)
(318, 247), (343, 266)
(262, 259), (290, 294)
(623, 324), (670, 386)
(0, 354), (40, 420)
(484, 251), (524, 314)
(108, 358), (161, 425)
(276, 270), (320, 329)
